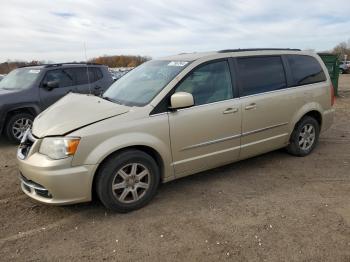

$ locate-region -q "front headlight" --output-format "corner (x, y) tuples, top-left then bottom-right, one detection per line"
(39, 137), (80, 160)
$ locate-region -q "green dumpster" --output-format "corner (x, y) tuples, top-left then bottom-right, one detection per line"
(318, 53), (340, 96)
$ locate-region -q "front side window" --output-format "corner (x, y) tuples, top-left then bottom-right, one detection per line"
(237, 56), (287, 97)
(287, 55), (326, 86)
(175, 60), (233, 106)
(103, 60), (189, 106)
(0, 68), (41, 90)
(43, 69), (74, 88)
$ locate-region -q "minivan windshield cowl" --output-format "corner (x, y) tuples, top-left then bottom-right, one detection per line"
(0, 68), (41, 90)
(103, 60), (190, 106)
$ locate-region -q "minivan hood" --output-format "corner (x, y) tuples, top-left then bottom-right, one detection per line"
(32, 93), (130, 138)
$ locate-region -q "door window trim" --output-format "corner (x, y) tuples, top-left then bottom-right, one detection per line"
(236, 81), (325, 99)
(176, 97), (240, 112)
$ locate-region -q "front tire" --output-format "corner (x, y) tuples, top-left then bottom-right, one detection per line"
(5, 113), (34, 143)
(96, 149), (160, 212)
(287, 116), (320, 157)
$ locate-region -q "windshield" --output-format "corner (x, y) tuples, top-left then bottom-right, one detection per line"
(0, 68), (41, 90)
(103, 60), (190, 106)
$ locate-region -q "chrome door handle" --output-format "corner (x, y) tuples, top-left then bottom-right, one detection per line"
(223, 107), (239, 114)
(245, 103), (256, 110)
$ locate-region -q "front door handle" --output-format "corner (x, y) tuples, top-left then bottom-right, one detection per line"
(245, 103), (257, 110)
(223, 107), (239, 114)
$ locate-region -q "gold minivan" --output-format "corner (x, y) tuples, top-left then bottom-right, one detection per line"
(17, 49), (335, 212)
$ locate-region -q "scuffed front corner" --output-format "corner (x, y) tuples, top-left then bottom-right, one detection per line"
(18, 152), (98, 205)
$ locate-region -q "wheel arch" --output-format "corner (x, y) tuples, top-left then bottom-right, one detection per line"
(303, 110), (322, 127)
(3, 105), (40, 125)
(290, 104), (323, 139)
(91, 145), (166, 199)
(2, 105), (39, 138)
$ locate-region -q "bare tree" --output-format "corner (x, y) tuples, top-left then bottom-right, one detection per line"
(332, 40), (350, 60)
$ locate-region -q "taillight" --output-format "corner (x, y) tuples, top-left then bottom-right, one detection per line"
(330, 84), (335, 106)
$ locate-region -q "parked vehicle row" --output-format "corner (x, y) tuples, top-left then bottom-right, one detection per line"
(0, 63), (113, 142)
(109, 68), (133, 81)
(339, 61), (350, 74)
(16, 49), (335, 212)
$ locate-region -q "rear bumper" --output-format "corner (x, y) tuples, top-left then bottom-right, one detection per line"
(17, 153), (97, 205)
(321, 108), (335, 133)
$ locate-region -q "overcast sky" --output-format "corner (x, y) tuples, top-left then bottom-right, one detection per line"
(0, 0), (349, 62)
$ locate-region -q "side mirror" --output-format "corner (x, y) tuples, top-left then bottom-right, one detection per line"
(43, 80), (59, 90)
(170, 92), (194, 110)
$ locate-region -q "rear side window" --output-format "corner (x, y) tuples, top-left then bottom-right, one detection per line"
(286, 55), (326, 86)
(94, 67), (103, 80)
(237, 56), (287, 96)
(73, 68), (96, 85)
(43, 69), (74, 88)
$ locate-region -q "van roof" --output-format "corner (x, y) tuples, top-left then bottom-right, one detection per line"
(160, 48), (306, 62)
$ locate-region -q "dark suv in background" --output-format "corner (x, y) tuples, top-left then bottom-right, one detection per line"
(0, 63), (113, 143)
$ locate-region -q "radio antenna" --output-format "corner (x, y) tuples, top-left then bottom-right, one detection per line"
(84, 42), (92, 95)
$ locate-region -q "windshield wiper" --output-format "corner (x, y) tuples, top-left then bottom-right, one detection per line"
(102, 96), (124, 105)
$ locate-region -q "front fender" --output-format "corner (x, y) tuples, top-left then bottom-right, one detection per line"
(73, 132), (174, 181)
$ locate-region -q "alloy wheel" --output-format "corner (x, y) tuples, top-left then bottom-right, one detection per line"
(12, 118), (33, 141)
(298, 124), (315, 151)
(111, 163), (150, 204)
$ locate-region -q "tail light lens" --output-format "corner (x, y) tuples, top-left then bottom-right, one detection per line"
(330, 84), (335, 106)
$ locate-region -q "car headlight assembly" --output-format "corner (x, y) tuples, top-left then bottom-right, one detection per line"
(39, 137), (80, 160)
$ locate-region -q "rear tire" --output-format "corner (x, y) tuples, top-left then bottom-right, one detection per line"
(95, 149), (160, 212)
(287, 116), (320, 157)
(5, 113), (34, 144)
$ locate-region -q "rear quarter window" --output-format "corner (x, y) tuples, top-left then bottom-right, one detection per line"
(286, 55), (326, 86)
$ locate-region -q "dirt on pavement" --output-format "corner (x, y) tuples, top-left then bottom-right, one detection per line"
(0, 75), (350, 262)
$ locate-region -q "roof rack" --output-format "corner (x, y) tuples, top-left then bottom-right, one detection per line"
(218, 48), (301, 53)
(18, 64), (42, 68)
(44, 62), (101, 68)
(17, 62), (102, 68)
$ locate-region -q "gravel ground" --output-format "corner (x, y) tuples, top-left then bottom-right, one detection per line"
(0, 75), (350, 262)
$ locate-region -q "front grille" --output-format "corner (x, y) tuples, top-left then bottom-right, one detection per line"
(17, 129), (36, 160)
(20, 174), (52, 199)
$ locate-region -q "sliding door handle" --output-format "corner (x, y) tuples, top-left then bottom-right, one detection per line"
(223, 107), (239, 114)
(245, 103), (257, 110)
